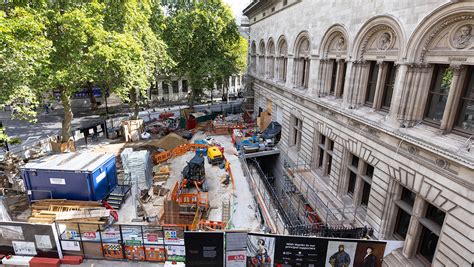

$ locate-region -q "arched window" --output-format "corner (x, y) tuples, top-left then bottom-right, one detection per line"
(294, 36), (310, 88)
(405, 9), (474, 135)
(319, 25), (349, 98)
(350, 16), (404, 111)
(250, 41), (257, 74)
(276, 38), (288, 82)
(267, 39), (275, 79)
(258, 41), (266, 77)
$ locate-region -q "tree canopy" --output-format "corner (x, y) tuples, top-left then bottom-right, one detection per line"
(163, 0), (247, 106)
(0, 0), (245, 143)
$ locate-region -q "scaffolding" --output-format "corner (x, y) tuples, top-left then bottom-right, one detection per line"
(243, 151), (371, 238)
(281, 153), (367, 228)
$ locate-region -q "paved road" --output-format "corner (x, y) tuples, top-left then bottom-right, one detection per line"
(1, 100), (243, 151)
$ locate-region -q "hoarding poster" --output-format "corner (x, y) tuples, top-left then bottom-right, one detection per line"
(247, 234), (276, 267)
(245, 233), (387, 267)
(184, 232), (224, 267)
(225, 232), (248, 267)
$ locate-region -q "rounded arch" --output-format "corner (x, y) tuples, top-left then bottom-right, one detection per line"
(277, 35), (288, 56)
(258, 39), (266, 55)
(319, 23), (350, 59)
(406, 3), (474, 63)
(352, 15), (407, 61)
(250, 41), (257, 55)
(267, 38), (275, 55)
(293, 31), (311, 57)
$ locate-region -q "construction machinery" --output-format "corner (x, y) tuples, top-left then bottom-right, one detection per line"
(207, 146), (224, 165)
(181, 154), (209, 192)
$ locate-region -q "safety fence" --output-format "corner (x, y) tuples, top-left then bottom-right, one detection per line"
(54, 222), (185, 262)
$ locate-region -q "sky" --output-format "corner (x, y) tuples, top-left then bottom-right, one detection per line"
(223, 0), (252, 24)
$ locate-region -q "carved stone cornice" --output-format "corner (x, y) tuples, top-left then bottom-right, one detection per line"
(419, 14), (474, 62)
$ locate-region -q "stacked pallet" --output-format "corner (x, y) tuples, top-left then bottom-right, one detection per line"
(153, 165), (170, 182)
(29, 200), (108, 224)
(123, 150), (153, 190)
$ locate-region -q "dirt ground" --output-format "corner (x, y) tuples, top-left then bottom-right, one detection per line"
(92, 131), (260, 231)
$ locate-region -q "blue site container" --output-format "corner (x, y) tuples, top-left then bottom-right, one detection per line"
(21, 152), (117, 201)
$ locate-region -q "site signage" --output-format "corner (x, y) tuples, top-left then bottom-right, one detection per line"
(184, 232), (224, 267)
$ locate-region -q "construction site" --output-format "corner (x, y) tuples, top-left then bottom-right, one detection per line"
(0, 97), (382, 266)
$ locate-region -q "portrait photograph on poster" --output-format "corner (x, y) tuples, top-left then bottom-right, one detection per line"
(325, 241), (357, 267)
(352, 241), (386, 267)
(247, 234), (275, 267)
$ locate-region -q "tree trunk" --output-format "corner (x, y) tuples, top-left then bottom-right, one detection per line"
(60, 87), (73, 143)
(130, 87), (140, 120)
(87, 82), (98, 111)
(189, 89), (195, 108)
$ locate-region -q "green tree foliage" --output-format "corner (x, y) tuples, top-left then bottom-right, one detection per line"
(0, 7), (52, 122)
(163, 0), (247, 106)
(1, 0), (172, 142)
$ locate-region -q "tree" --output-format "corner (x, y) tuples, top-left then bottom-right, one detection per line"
(0, 6), (52, 122)
(103, 0), (172, 119)
(163, 0), (245, 107)
(43, 1), (110, 142)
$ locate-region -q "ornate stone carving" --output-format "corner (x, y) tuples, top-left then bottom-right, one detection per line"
(419, 15), (473, 62)
(407, 146), (418, 155)
(451, 24), (472, 49)
(435, 158), (448, 169)
(377, 32), (392, 50)
(359, 25), (396, 60)
(336, 36), (345, 51)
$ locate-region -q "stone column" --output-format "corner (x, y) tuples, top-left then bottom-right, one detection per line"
(387, 63), (408, 125)
(308, 56), (320, 96)
(373, 61), (387, 109)
(334, 59), (346, 98)
(346, 60), (369, 108)
(402, 196), (425, 258)
(402, 64), (433, 126)
(342, 61), (354, 107)
(440, 64), (467, 133)
(286, 55), (295, 88)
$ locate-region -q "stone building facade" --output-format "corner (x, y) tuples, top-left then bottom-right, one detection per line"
(152, 75), (244, 102)
(244, 0), (473, 266)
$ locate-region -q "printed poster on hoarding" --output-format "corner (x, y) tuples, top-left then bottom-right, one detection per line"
(0, 225), (24, 240)
(274, 234), (328, 266)
(12, 241), (37, 255)
(225, 232), (248, 267)
(184, 232), (224, 267)
(167, 245), (186, 262)
(164, 229), (184, 245)
(34, 235), (53, 249)
(246, 234), (276, 267)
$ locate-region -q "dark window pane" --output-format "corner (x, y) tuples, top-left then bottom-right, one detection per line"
(162, 82), (169, 94)
(418, 226), (439, 263)
(328, 140), (334, 151)
(347, 171), (356, 194)
(394, 208), (411, 238)
(360, 181), (371, 206)
(425, 65), (453, 123)
(365, 61), (379, 105)
(327, 155), (332, 175)
(182, 80), (188, 92)
(172, 81), (179, 93)
(381, 62), (396, 110)
(365, 164), (374, 178)
(401, 187), (416, 207)
(351, 155), (359, 168)
(318, 148), (324, 168)
(425, 204), (445, 226)
(320, 135), (326, 145)
(455, 67), (474, 133)
(231, 77), (236, 86)
(330, 60), (337, 94)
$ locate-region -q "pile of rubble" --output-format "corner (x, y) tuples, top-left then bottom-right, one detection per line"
(0, 153), (24, 190)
